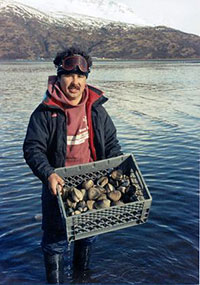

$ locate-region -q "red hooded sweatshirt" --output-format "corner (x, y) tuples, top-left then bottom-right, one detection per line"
(45, 76), (100, 166)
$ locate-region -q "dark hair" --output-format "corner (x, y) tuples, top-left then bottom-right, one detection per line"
(53, 46), (92, 69)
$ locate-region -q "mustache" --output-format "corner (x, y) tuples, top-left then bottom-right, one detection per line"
(69, 83), (80, 90)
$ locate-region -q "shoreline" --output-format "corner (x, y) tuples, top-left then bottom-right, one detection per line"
(0, 57), (200, 63)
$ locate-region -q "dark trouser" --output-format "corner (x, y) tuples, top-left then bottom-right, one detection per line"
(41, 185), (97, 283)
(41, 230), (97, 255)
(41, 230), (97, 283)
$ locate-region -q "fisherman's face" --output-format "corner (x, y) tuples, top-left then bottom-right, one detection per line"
(59, 73), (87, 105)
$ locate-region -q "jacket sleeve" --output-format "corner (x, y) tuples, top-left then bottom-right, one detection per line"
(23, 107), (54, 184)
(104, 110), (123, 158)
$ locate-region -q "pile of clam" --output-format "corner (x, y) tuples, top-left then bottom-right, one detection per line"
(61, 169), (144, 216)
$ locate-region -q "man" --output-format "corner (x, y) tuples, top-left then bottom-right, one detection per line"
(23, 46), (122, 284)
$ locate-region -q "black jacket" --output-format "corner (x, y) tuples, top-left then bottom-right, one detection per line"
(23, 85), (122, 185)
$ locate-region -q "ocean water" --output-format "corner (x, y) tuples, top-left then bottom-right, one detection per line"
(0, 60), (199, 284)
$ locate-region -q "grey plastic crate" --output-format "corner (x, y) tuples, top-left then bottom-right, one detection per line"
(55, 154), (152, 242)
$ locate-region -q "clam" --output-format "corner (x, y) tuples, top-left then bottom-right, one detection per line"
(94, 199), (111, 209)
(62, 166), (143, 217)
(105, 183), (115, 193)
(109, 178), (120, 188)
(110, 169), (123, 181)
(97, 193), (107, 200)
(87, 200), (95, 210)
(80, 188), (87, 200)
(66, 198), (77, 209)
(96, 186), (107, 194)
(77, 200), (86, 209)
(82, 180), (94, 190)
(135, 189), (143, 197)
(61, 186), (71, 201)
(137, 196), (145, 201)
(117, 186), (126, 194)
(97, 176), (108, 187)
(77, 207), (83, 213)
(88, 187), (101, 200)
(73, 210), (81, 215)
(77, 200), (86, 208)
(129, 169), (137, 184)
(111, 201), (125, 206)
(120, 178), (130, 187)
(108, 190), (121, 202)
(130, 177), (137, 185)
(71, 188), (84, 202)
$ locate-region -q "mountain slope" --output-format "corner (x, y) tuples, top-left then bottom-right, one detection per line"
(13, 0), (147, 25)
(0, 1), (200, 60)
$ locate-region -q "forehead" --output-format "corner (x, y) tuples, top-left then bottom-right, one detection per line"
(60, 73), (87, 81)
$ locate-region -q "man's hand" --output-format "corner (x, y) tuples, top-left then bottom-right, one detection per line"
(48, 173), (65, 195)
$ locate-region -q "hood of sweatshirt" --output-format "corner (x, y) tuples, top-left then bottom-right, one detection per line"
(42, 75), (106, 110)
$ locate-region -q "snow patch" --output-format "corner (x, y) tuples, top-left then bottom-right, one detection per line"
(6, 0), (147, 26)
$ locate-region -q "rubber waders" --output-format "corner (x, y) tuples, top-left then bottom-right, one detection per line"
(44, 253), (64, 284)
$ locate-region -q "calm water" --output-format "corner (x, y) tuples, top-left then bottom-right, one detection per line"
(0, 60), (199, 284)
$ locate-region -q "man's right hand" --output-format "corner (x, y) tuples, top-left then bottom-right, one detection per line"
(48, 173), (65, 196)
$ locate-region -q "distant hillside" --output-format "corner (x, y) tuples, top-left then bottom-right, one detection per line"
(0, 1), (200, 60)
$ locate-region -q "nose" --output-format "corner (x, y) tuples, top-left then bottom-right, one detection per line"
(71, 74), (79, 84)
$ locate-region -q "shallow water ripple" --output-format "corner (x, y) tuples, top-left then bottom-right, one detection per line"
(0, 60), (199, 284)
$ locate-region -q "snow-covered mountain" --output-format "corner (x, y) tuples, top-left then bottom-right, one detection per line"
(1, 0), (200, 60)
(0, 0), (57, 23)
(0, 0), (143, 30)
(8, 0), (147, 26)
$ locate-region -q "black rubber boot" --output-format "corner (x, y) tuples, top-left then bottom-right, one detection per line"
(72, 241), (92, 283)
(43, 253), (64, 284)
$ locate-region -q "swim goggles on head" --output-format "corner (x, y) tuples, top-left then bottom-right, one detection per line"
(61, 55), (89, 73)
